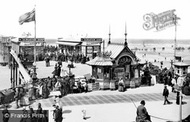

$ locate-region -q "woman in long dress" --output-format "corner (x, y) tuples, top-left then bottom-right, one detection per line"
(118, 78), (125, 92)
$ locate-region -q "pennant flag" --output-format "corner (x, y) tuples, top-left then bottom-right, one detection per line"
(19, 9), (35, 25)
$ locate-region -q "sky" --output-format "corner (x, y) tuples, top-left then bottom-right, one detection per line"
(0, 0), (190, 39)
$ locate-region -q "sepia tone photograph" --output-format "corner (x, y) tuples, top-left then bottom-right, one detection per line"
(0, 0), (190, 122)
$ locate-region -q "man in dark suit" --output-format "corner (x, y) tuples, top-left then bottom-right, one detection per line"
(54, 106), (63, 122)
(163, 85), (172, 105)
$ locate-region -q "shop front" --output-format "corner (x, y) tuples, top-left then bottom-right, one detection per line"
(11, 38), (45, 67)
(81, 38), (102, 59)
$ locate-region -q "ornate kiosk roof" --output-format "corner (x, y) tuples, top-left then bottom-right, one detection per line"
(86, 56), (113, 66)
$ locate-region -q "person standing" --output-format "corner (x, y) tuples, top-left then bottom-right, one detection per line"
(118, 78), (125, 92)
(2, 105), (10, 122)
(53, 105), (63, 122)
(14, 87), (20, 108)
(163, 85), (172, 105)
(36, 103), (43, 122)
(136, 100), (151, 122)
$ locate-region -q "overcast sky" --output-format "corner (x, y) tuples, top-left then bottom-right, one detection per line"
(0, 0), (190, 39)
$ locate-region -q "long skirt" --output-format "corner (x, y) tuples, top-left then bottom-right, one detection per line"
(20, 96), (29, 106)
(118, 86), (124, 92)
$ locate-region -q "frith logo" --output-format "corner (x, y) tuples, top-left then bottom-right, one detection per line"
(143, 9), (180, 31)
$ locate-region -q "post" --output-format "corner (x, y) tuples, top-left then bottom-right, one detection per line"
(179, 90), (182, 122)
(32, 8), (37, 81)
(174, 15), (177, 63)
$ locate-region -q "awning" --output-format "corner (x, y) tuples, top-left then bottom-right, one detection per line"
(86, 56), (113, 66)
(57, 41), (80, 46)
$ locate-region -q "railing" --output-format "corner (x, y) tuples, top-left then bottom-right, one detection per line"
(10, 49), (32, 84)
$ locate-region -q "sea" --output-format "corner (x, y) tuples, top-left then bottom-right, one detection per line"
(0, 38), (190, 90)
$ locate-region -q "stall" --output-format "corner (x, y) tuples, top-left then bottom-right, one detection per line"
(86, 41), (142, 90)
(86, 56), (113, 89)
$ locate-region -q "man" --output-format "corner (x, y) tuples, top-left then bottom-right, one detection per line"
(54, 105), (63, 122)
(163, 85), (172, 105)
(136, 100), (151, 122)
(2, 105), (10, 122)
(14, 88), (20, 108)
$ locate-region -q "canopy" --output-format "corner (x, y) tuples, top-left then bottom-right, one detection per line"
(86, 56), (113, 66)
(57, 41), (80, 46)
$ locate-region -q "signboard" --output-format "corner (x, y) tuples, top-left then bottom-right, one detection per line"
(143, 9), (180, 31)
(19, 38), (45, 41)
(19, 38), (45, 46)
(81, 38), (102, 42)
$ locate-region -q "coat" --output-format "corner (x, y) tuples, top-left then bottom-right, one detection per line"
(163, 88), (169, 97)
(136, 105), (149, 122)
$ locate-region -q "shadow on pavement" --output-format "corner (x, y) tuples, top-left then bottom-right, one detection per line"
(63, 109), (72, 114)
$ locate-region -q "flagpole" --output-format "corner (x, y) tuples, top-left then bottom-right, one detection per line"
(33, 6), (37, 82)
(174, 14), (177, 63)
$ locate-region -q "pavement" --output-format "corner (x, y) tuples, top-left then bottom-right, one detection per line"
(1, 61), (190, 122)
(5, 84), (190, 122)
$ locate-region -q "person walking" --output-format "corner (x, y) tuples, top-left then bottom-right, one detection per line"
(136, 100), (151, 122)
(163, 85), (172, 105)
(14, 88), (20, 108)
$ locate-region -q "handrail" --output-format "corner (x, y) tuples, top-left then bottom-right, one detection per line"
(10, 49), (32, 84)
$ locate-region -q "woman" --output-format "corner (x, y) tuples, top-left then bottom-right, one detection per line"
(118, 78), (125, 92)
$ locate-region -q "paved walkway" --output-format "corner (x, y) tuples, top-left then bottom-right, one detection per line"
(5, 84), (190, 122)
(1, 61), (190, 122)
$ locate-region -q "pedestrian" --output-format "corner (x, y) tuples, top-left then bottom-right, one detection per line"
(2, 105), (10, 122)
(163, 85), (172, 105)
(36, 103), (43, 122)
(136, 100), (151, 122)
(53, 105), (63, 122)
(118, 78), (125, 92)
(14, 87), (20, 108)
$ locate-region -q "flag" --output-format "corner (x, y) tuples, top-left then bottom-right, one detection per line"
(19, 9), (35, 25)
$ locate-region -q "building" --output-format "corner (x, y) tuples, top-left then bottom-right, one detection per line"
(0, 36), (12, 63)
(11, 37), (45, 65)
(57, 38), (81, 54)
(86, 25), (142, 88)
(81, 38), (102, 59)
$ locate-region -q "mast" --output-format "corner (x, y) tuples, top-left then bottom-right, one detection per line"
(174, 14), (177, 63)
(124, 22), (128, 47)
(108, 25), (111, 44)
(32, 5), (37, 81)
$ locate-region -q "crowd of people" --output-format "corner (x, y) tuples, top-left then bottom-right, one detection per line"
(43, 45), (90, 64)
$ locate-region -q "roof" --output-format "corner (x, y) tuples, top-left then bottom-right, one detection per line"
(86, 56), (113, 66)
(173, 62), (190, 67)
(57, 41), (80, 46)
(105, 44), (124, 59)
